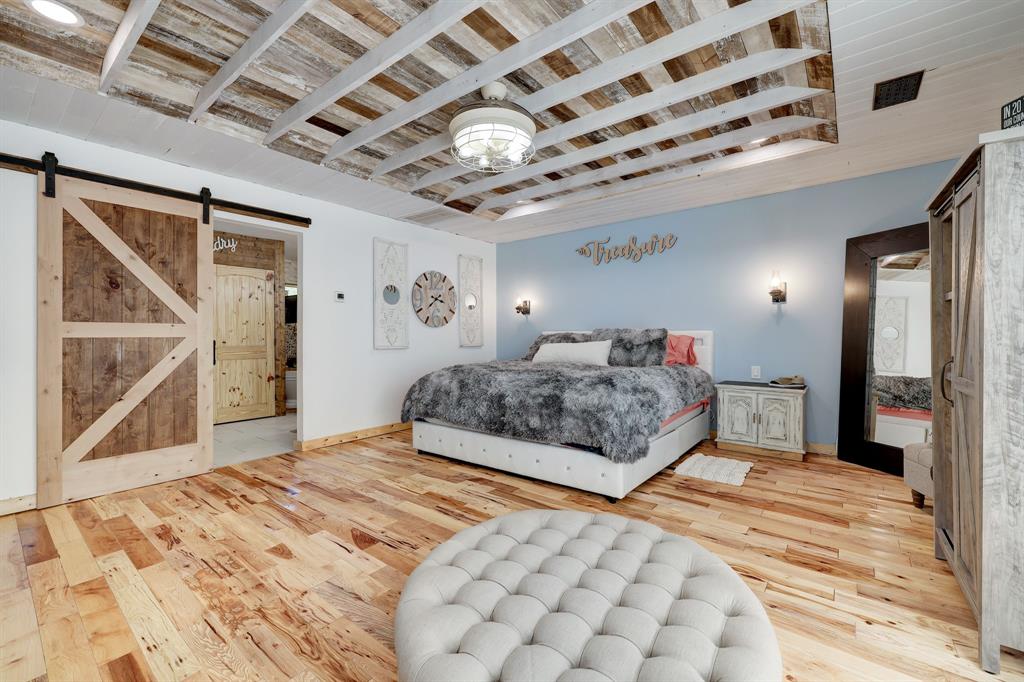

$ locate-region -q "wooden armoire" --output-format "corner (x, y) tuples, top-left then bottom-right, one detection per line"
(927, 127), (1023, 673)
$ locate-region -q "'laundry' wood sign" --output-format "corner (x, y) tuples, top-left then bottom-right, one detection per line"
(576, 233), (677, 266)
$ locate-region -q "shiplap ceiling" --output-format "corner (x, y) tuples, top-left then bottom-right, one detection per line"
(0, 0), (1021, 242)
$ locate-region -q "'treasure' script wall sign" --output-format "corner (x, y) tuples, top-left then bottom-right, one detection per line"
(576, 233), (677, 266)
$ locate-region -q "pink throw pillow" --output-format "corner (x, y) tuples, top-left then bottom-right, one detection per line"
(665, 334), (698, 366)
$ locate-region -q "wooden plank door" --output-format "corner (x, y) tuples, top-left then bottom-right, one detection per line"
(214, 264), (276, 423)
(950, 173), (983, 599)
(37, 175), (213, 507)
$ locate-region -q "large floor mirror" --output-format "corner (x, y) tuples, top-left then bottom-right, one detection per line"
(838, 223), (931, 475)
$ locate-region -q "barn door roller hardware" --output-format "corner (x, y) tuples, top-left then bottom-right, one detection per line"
(42, 151), (57, 197)
(0, 152), (311, 228)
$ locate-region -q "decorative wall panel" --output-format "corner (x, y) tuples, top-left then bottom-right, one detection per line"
(459, 254), (483, 347)
(373, 237), (408, 350)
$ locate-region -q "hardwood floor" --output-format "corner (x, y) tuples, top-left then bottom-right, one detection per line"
(3, 433), (1023, 681)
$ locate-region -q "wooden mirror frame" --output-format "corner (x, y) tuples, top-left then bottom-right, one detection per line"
(837, 223), (930, 475)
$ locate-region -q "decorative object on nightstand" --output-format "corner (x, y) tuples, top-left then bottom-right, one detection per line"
(715, 380), (806, 461)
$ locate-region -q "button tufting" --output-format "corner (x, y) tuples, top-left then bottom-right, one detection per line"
(396, 510), (781, 682)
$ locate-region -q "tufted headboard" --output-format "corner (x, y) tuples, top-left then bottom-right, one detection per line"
(541, 329), (714, 377)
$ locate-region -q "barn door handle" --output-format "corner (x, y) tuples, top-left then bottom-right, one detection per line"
(940, 358), (953, 405)
(213, 340), (217, 366)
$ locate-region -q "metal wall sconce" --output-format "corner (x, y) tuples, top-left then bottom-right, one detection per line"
(769, 271), (787, 303)
(515, 299), (531, 315)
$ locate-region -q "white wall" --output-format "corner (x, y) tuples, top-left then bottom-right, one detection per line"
(0, 120), (496, 503)
(0, 169), (37, 503)
(875, 279), (931, 377)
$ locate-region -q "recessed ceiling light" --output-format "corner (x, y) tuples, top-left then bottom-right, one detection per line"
(24, 0), (83, 26)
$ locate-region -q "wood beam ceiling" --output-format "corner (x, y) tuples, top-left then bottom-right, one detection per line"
(98, 0), (159, 94)
(321, 0), (652, 163)
(374, 0), (821, 180)
(412, 47), (823, 191)
(447, 85), (827, 201)
(263, 0), (487, 145)
(476, 114), (828, 211)
(189, 0), (318, 123)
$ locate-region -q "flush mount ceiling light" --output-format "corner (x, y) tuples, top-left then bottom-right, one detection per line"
(24, 0), (83, 25)
(449, 82), (536, 173)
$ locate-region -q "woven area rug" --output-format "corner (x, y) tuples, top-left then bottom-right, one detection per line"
(674, 453), (753, 486)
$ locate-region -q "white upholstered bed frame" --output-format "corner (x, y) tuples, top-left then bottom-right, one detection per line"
(412, 330), (713, 500)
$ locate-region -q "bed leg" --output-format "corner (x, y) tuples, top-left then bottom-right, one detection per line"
(604, 495), (619, 504)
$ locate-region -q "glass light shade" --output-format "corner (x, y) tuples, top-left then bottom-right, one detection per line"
(450, 103), (536, 173)
(26, 0), (83, 24)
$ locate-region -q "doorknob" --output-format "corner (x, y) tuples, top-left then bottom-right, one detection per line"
(940, 358), (953, 405)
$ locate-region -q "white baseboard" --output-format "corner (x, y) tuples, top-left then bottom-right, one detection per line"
(0, 494), (36, 516)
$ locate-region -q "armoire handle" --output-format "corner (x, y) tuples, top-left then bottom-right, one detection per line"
(213, 339), (217, 366)
(940, 358), (953, 405)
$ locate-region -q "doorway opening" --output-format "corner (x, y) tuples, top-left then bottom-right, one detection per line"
(210, 214), (301, 467)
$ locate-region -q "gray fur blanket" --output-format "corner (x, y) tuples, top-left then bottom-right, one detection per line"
(872, 374), (932, 411)
(401, 361), (713, 463)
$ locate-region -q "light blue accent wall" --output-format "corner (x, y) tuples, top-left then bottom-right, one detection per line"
(496, 160), (955, 446)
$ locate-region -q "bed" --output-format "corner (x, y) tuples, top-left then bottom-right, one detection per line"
(870, 374), (933, 447)
(403, 330), (714, 500)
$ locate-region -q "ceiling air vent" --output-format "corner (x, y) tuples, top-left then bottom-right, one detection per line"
(400, 207), (461, 226)
(872, 71), (924, 110)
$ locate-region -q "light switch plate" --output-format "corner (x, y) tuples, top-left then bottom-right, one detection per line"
(751, 365), (761, 379)
(335, 291), (345, 302)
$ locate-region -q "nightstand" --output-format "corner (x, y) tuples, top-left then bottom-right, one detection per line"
(715, 381), (806, 461)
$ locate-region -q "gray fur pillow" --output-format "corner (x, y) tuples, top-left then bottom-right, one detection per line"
(523, 332), (591, 360)
(591, 328), (668, 367)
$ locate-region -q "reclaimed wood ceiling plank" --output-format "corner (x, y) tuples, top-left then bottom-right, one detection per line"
(264, 0), (485, 144)
(448, 85), (827, 200)
(189, 0), (317, 122)
(323, 0), (650, 162)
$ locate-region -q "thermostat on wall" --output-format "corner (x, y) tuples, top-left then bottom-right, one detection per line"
(335, 291), (345, 302)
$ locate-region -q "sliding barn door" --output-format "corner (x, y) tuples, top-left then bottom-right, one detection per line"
(214, 264), (276, 423)
(37, 175), (213, 507)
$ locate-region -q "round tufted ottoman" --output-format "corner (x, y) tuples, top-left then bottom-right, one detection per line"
(395, 510), (782, 682)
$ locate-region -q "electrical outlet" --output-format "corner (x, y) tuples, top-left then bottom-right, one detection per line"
(751, 365), (761, 379)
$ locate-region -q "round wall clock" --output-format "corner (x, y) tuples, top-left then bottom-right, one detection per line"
(411, 271), (457, 327)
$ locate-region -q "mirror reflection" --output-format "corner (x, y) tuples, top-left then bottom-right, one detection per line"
(866, 249), (932, 448)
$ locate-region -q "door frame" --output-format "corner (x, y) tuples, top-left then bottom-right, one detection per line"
(36, 174), (213, 506)
(837, 222), (929, 475)
(214, 263), (277, 424)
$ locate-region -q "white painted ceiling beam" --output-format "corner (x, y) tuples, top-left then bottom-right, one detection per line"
(413, 47), (822, 190)
(371, 0), (818, 178)
(477, 115), (827, 211)
(98, 0), (160, 94)
(497, 138), (832, 222)
(190, 0), (318, 123)
(263, 0), (486, 144)
(322, 0), (651, 163)
(447, 85), (826, 201)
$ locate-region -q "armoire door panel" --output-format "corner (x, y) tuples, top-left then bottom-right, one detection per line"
(949, 175), (983, 593)
(37, 174), (212, 507)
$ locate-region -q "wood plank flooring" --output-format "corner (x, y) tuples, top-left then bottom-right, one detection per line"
(3, 434), (1023, 681)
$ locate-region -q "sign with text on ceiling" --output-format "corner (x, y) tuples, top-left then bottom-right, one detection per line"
(576, 233), (677, 266)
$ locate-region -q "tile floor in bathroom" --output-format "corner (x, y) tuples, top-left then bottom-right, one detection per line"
(213, 413), (297, 466)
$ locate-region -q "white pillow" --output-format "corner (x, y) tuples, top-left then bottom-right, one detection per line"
(532, 340), (612, 365)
